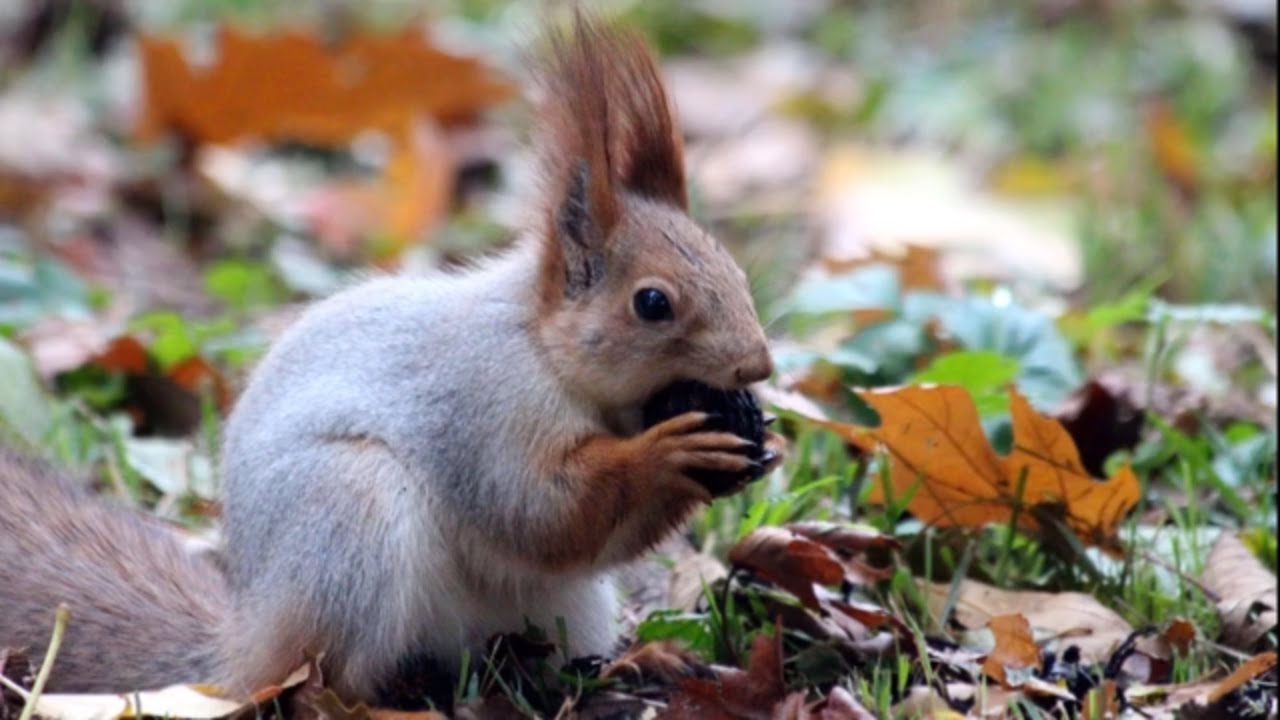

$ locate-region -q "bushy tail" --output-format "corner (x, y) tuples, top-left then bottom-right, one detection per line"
(0, 448), (229, 693)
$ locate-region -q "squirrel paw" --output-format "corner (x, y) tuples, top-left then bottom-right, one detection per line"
(638, 411), (762, 499)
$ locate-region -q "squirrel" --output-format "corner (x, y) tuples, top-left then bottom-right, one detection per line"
(0, 13), (780, 708)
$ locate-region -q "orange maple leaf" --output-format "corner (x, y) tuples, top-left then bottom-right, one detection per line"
(135, 26), (513, 254)
(841, 384), (1139, 547)
(135, 26), (513, 145)
(982, 614), (1041, 687)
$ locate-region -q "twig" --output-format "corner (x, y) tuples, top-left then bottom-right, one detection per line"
(18, 604), (69, 720)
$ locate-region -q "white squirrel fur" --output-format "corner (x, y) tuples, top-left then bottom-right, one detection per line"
(219, 239), (623, 698)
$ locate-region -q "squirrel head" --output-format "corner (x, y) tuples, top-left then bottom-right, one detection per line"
(529, 13), (771, 410)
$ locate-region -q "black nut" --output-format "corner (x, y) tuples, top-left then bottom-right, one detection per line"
(641, 380), (767, 495)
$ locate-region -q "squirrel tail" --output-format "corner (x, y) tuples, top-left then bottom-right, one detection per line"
(0, 448), (229, 692)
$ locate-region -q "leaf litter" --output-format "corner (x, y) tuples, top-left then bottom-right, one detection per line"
(0, 2), (1276, 719)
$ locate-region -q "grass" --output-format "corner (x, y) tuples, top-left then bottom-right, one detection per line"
(0, 0), (1275, 716)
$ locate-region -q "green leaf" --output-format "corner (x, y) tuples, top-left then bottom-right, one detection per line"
(634, 610), (716, 658)
(0, 336), (54, 446)
(910, 350), (1020, 415)
(904, 292), (1081, 408)
(775, 265), (900, 319)
(121, 436), (217, 499)
(204, 259), (283, 313)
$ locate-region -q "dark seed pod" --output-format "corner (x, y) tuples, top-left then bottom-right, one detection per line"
(642, 380), (767, 495)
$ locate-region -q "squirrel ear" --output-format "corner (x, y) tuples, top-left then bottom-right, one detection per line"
(554, 162), (609, 297)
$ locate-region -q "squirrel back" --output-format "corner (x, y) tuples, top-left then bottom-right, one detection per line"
(0, 448), (228, 692)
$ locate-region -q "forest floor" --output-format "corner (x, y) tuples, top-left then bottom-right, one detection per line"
(0, 1), (1275, 718)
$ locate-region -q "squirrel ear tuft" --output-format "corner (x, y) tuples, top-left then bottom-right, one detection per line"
(554, 162), (607, 297)
(613, 32), (686, 209)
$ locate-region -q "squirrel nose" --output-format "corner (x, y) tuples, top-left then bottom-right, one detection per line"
(733, 348), (774, 385)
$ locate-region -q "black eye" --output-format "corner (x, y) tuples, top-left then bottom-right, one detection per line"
(633, 287), (673, 322)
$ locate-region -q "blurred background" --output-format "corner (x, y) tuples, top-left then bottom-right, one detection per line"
(0, 0), (1274, 492)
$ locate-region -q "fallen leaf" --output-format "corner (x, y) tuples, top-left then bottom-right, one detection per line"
(91, 335), (149, 375)
(727, 526), (844, 610)
(800, 685), (877, 720)
(667, 551), (729, 612)
(1206, 651), (1277, 704)
(138, 26), (509, 253)
(925, 579), (1136, 664)
(167, 355), (232, 413)
(17, 683), (242, 720)
(1004, 389), (1141, 549)
(135, 27), (512, 145)
(981, 614), (1041, 687)
(821, 243), (944, 295)
(297, 118), (454, 257)
(787, 521), (900, 556)
(816, 145), (1081, 290)
(1159, 618), (1197, 657)
(891, 685), (975, 719)
(856, 385), (1140, 547)
(828, 599), (909, 636)
(787, 521), (900, 585)
(663, 627), (787, 720)
(603, 640), (704, 684)
(1201, 533), (1278, 651)
(56, 334), (235, 437)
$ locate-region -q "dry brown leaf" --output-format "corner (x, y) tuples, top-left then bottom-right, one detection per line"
(298, 119), (454, 257)
(78, 335), (233, 435)
(137, 27), (507, 253)
(662, 627), (786, 720)
(821, 243), (944, 294)
(981, 614), (1041, 686)
(1005, 390), (1141, 549)
(1206, 651), (1277, 704)
(1125, 678), (1218, 715)
(1159, 618), (1197, 657)
(602, 640), (703, 684)
(925, 579), (1135, 663)
(892, 685), (976, 719)
(805, 686), (877, 720)
(828, 599), (909, 637)
(788, 521), (900, 556)
(168, 355), (232, 414)
(816, 145), (1081, 289)
(135, 27), (512, 145)
(788, 521), (900, 585)
(92, 335), (149, 374)
(727, 527), (844, 610)
(1201, 532), (1278, 651)
(247, 661), (313, 705)
(16, 685), (242, 720)
(667, 551), (728, 612)
(855, 385), (1139, 547)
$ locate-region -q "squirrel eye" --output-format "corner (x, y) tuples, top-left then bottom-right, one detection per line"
(633, 287), (673, 322)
